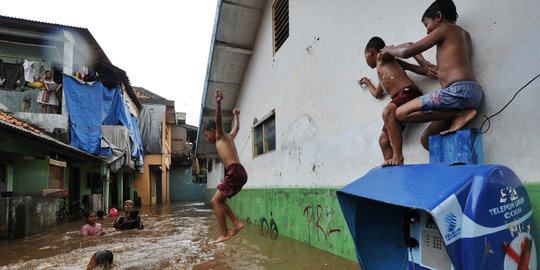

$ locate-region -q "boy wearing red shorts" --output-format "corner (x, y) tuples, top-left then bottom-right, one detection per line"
(203, 89), (247, 244)
(359, 37), (433, 166)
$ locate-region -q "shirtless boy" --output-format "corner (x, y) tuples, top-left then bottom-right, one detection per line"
(203, 89), (247, 243)
(360, 37), (433, 166)
(380, 0), (484, 145)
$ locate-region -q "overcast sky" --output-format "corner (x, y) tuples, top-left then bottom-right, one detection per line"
(2, 0), (218, 126)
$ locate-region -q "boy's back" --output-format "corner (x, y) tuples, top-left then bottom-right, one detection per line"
(430, 23), (475, 88)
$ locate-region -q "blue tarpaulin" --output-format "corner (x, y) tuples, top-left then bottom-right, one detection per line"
(337, 163), (537, 270)
(63, 75), (144, 170)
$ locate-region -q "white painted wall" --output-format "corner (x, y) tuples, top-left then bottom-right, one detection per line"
(207, 0), (540, 188)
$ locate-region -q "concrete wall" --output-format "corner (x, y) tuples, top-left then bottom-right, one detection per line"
(0, 196), (56, 240)
(170, 165), (206, 201)
(0, 90), (40, 113)
(13, 158), (48, 194)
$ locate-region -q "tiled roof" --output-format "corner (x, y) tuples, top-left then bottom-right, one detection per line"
(0, 111), (103, 161)
(132, 86), (174, 107)
(134, 90), (152, 99)
(0, 111), (43, 135)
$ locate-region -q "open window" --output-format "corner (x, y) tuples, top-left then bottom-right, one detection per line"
(253, 110), (276, 157)
(47, 158), (66, 189)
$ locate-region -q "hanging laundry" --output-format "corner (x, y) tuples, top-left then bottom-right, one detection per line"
(2, 62), (24, 90)
(37, 82), (62, 106)
(23, 59), (35, 82)
(31, 61), (44, 82)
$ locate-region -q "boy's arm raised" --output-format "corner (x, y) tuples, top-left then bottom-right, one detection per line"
(229, 108), (240, 139)
(215, 89), (225, 137)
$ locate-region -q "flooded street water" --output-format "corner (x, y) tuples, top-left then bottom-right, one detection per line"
(0, 202), (359, 269)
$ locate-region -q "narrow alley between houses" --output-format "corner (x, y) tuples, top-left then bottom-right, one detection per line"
(0, 202), (359, 269)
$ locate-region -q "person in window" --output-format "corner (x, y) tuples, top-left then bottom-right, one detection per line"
(36, 70), (62, 114)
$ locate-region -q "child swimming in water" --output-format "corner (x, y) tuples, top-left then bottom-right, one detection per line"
(81, 211), (105, 237)
(120, 209), (143, 230)
(87, 250), (113, 270)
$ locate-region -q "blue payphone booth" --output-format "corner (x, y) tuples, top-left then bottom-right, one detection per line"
(337, 163), (537, 270)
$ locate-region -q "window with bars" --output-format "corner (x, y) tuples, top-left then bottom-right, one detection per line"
(253, 111), (276, 157)
(272, 0), (289, 54)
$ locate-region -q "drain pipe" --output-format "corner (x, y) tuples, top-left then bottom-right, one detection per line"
(104, 168), (110, 213)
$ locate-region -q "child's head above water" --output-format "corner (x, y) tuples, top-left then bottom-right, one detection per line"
(422, 0), (458, 23)
(129, 209), (139, 219)
(87, 250), (113, 269)
(85, 211), (98, 224)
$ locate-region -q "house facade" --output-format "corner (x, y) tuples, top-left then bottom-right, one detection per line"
(0, 16), (144, 238)
(170, 117), (206, 201)
(133, 87), (175, 205)
(0, 111), (104, 239)
(196, 0), (540, 261)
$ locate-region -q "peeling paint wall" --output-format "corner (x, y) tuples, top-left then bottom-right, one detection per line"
(207, 0), (540, 188)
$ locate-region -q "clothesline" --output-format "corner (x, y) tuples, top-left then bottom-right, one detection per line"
(0, 39), (56, 49)
(0, 52), (44, 62)
(0, 39), (62, 61)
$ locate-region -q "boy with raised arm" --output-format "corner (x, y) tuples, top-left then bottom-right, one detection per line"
(380, 0), (484, 141)
(360, 37), (433, 166)
(203, 89), (247, 243)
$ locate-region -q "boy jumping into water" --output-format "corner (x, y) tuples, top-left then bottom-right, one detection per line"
(360, 37), (433, 166)
(380, 0), (484, 144)
(203, 89), (247, 243)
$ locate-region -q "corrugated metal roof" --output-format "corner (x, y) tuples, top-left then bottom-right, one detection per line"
(196, 0), (266, 158)
(0, 111), (103, 161)
(0, 15), (111, 64)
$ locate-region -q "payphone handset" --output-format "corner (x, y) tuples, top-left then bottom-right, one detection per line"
(404, 210), (454, 270)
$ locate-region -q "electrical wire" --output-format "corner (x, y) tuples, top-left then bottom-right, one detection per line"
(479, 73), (540, 134)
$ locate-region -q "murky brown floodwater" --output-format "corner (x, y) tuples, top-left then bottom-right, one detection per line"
(0, 202), (359, 269)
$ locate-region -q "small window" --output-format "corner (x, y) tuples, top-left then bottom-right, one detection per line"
(272, 0), (289, 54)
(48, 165), (65, 189)
(253, 111), (276, 157)
(48, 158), (66, 189)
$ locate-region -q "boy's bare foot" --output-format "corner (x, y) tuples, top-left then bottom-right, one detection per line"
(213, 232), (232, 244)
(440, 109), (476, 135)
(231, 221), (244, 237)
(381, 156), (404, 167)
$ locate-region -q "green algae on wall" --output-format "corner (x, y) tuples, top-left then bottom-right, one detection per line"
(524, 183), (540, 265)
(205, 188), (358, 262)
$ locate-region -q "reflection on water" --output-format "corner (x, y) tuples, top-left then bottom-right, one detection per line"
(0, 202), (359, 269)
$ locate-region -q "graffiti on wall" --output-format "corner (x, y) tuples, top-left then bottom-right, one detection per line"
(247, 212), (279, 240)
(303, 204), (341, 244)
